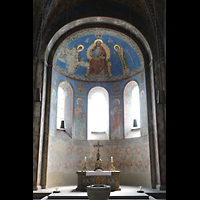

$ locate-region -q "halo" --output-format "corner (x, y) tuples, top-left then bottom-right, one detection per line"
(94, 39), (103, 44)
(77, 44), (84, 52)
(114, 44), (120, 51)
(76, 98), (84, 105)
(113, 99), (120, 106)
(87, 39), (111, 60)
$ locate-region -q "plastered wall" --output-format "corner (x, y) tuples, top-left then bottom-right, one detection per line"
(47, 129), (151, 188)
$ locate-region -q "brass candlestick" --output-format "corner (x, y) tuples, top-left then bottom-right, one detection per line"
(82, 161), (88, 171)
(109, 161), (115, 171)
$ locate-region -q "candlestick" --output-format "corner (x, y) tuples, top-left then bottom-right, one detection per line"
(137, 186), (144, 193)
(82, 157), (88, 171)
(53, 187), (60, 193)
(109, 157), (115, 171)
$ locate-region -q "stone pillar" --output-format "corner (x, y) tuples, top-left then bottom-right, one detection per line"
(33, 58), (47, 190)
(144, 64), (157, 189)
(40, 66), (53, 189)
(151, 58), (166, 190)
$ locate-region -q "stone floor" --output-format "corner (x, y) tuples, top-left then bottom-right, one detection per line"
(33, 185), (166, 200)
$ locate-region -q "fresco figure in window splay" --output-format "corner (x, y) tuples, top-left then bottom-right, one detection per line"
(111, 99), (123, 140)
(74, 98), (86, 139)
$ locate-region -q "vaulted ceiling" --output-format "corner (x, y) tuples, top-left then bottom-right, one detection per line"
(33, 0), (165, 60)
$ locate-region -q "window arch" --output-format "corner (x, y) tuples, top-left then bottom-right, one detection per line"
(124, 80), (141, 138)
(57, 81), (73, 137)
(87, 86), (109, 140)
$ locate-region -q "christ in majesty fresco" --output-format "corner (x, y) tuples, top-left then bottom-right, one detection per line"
(89, 40), (108, 75)
(86, 39), (112, 77)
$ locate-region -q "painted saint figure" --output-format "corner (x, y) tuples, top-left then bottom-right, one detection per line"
(89, 40), (109, 75)
(74, 98), (86, 139)
(111, 99), (123, 140)
(114, 44), (130, 75)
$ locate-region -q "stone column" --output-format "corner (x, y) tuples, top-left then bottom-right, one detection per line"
(33, 58), (47, 190)
(151, 58), (166, 190)
(144, 64), (158, 189)
(40, 66), (53, 189)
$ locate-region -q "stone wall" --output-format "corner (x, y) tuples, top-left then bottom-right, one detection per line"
(46, 130), (151, 188)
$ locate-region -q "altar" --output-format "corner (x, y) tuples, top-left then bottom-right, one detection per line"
(76, 170), (121, 191)
(76, 141), (121, 191)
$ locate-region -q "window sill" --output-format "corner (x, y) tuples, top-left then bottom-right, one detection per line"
(91, 131), (106, 134)
(57, 128), (65, 131)
(131, 127), (140, 131)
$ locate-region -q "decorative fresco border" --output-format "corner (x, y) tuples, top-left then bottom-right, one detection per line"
(45, 16), (152, 63)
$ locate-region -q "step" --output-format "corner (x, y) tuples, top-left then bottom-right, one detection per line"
(47, 192), (149, 199)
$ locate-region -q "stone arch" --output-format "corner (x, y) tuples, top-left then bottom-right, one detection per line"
(40, 16), (160, 189)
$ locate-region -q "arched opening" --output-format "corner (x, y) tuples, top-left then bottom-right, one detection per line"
(57, 80), (73, 137)
(87, 86), (109, 140)
(124, 80), (141, 138)
(39, 16), (159, 190)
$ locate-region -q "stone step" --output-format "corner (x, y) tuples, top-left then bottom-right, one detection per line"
(47, 193), (149, 199)
(33, 193), (51, 199)
(146, 193), (166, 199)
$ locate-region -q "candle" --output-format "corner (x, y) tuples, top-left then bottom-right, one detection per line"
(111, 157), (113, 162)
(85, 156), (86, 162)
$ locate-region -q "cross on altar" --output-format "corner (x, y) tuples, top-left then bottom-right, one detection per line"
(94, 141), (103, 161)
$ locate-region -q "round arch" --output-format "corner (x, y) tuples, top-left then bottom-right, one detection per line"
(87, 86), (109, 140)
(41, 16), (159, 189)
(56, 80), (74, 137)
(45, 16), (153, 65)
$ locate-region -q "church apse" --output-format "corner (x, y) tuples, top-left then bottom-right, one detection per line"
(50, 27), (148, 140)
(46, 26), (150, 188)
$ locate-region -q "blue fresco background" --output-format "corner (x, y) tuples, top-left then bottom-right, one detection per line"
(50, 67), (148, 140)
(55, 33), (141, 77)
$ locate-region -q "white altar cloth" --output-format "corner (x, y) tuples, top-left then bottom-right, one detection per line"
(86, 170), (111, 176)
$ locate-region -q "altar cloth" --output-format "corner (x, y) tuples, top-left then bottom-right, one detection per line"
(86, 170), (111, 176)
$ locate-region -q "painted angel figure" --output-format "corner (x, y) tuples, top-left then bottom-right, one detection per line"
(114, 44), (130, 75)
(58, 45), (89, 74)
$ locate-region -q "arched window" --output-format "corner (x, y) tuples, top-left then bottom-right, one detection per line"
(124, 81), (141, 138)
(57, 86), (65, 129)
(57, 81), (73, 137)
(87, 86), (109, 140)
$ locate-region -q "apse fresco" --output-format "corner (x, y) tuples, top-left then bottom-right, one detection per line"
(50, 28), (148, 140)
(53, 28), (144, 82)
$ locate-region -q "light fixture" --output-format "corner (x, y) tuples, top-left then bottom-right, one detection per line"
(133, 119), (137, 127)
(137, 186), (144, 193)
(33, 88), (41, 102)
(157, 90), (166, 104)
(60, 120), (65, 129)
